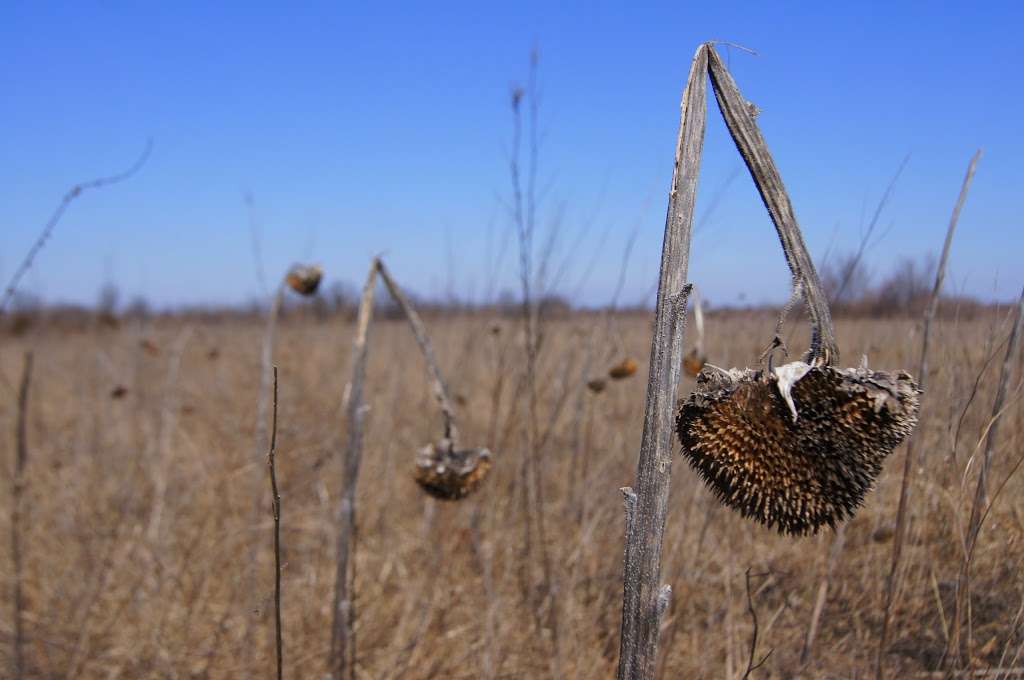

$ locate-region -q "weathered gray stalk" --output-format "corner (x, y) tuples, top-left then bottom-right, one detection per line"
(616, 42), (707, 680)
(329, 259), (379, 680)
(375, 260), (459, 443)
(947, 287), (1024, 668)
(11, 352), (33, 680)
(876, 150), (981, 679)
(706, 47), (838, 365)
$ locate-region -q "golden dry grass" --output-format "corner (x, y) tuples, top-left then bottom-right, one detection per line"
(1, 309), (1022, 678)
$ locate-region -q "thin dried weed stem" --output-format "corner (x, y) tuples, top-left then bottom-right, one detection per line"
(10, 352), (33, 680)
(267, 366), (283, 680)
(1, 140), (152, 315)
(877, 150), (982, 678)
(946, 287), (1024, 668)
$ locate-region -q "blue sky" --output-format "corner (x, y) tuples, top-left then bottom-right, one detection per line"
(2, 2), (1021, 309)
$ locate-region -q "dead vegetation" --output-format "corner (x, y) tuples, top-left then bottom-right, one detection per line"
(0, 307), (1021, 678)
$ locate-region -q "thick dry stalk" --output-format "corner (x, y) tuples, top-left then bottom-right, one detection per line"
(329, 260), (379, 680)
(375, 260), (459, 442)
(616, 42), (706, 680)
(706, 47), (838, 365)
(876, 150), (981, 678)
(1, 140), (152, 315)
(267, 367), (283, 680)
(947, 287), (1024, 667)
(10, 352), (33, 680)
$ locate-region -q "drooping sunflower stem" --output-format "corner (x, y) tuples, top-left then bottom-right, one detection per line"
(706, 46), (838, 366)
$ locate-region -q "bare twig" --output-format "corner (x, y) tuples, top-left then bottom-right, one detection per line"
(266, 367), (283, 680)
(947, 286), (1024, 668)
(877, 150), (981, 679)
(742, 569), (774, 679)
(617, 42), (707, 680)
(1, 140), (153, 315)
(329, 259), (379, 680)
(830, 154), (911, 305)
(10, 352), (33, 680)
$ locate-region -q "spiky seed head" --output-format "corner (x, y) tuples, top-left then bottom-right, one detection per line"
(609, 357), (639, 380)
(414, 440), (492, 500)
(285, 264), (323, 296)
(676, 362), (919, 535)
(683, 348), (706, 378)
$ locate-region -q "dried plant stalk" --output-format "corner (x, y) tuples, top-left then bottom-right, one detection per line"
(705, 47), (837, 365)
(876, 150), (981, 679)
(329, 259), (379, 680)
(266, 367), (283, 680)
(946, 287), (1024, 668)
(617, 42), (707, 680)
(376, 259), (492, 500)
(10, 352), (33, 680)
(376, 260), (458, 441)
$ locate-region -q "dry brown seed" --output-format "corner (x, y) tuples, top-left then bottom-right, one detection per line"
(609, 357), (639, 380)
(676, 362), (919, 535)
(414, 439), (492, 500)
(285, 264), (323, 296)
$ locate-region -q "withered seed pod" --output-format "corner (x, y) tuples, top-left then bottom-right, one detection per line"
(609, 357), (639, 380)
(414, 439), (493, 500)
(285, 264), (323, 296)
(676, 362), (919, 535)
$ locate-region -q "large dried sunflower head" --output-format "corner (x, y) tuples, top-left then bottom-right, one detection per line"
(285, 264), (323, 296)
(676, 361), (919, 535)
(414, 440), (492, 500)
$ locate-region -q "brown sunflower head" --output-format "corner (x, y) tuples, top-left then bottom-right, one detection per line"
(414, 439), (493, 500)
(676, 362), (919, 535)
(609, 357), (639, 380)
(285, 264), (323, 296)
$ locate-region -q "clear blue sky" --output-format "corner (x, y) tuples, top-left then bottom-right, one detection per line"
(2, 2), (1021, 309)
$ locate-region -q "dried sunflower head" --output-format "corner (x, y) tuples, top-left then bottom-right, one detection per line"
(609, 357), (639, 380)
(676, 361), (919, 535)
(285, 264), (323, 296)
(414, 439), (492, 500)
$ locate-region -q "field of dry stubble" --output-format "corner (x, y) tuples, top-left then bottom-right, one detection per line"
(1, 307), (1022, 678)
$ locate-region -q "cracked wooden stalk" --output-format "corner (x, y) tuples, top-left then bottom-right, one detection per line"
(616, 42), (706, 680)
(329, 258), (379, 680)
(706, 47), (838, 366)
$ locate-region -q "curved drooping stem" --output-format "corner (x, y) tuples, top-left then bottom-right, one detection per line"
(376, 259), (459, 444)
(706, 45), (839, 366)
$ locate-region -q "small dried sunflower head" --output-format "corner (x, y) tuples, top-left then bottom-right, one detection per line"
(609, 357), (639, 380)
(414, 440), (493, 500)
(683, 348), (707, 378)
(676, 361), (919, 535)
(286, 264), (323, 296)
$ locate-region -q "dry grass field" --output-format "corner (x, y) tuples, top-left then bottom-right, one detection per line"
(1, 307), (1022, 678)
